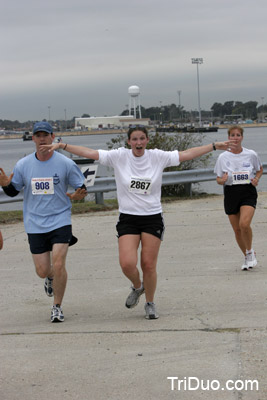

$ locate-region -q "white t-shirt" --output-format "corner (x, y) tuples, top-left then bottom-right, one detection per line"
(214, 147), (262, 186)
(98, 147), (180, 215)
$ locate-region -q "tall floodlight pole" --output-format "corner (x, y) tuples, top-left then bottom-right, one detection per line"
(64, 108), (67, 130)
(191, 58), (203, 127)
(177, 90), (181, 119)
(159, 101), (163, 123)
(177, 90), (181, 107)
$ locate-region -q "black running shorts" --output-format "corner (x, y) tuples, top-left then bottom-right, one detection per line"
(27, 225), (76, 254)
(224, 184), (257, 215)
(116, 213), (165, 240)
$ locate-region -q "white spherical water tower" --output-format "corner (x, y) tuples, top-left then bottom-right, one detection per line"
(128, 85), (142, 119)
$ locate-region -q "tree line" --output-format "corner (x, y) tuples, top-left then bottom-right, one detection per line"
(1, 100), (267, 130)
(121, 100), (267, 122)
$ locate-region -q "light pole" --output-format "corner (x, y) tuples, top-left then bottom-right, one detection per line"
(177, 90), (181, 107)
(159, 101), (162, 123)
(191, 58), (203, 127)
(64, 108), (67, 130)
(177, 90), (181, 120)
(48, 106), (51, 122)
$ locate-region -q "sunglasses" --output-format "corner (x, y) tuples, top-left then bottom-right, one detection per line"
(128, 125), (147, 132)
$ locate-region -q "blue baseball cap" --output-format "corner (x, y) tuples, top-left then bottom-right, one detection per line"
(33, 121), (53, 134)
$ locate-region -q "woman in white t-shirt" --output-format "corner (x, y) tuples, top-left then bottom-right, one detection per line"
(41, 126), (235, 319)
(214, 125), (263, 271)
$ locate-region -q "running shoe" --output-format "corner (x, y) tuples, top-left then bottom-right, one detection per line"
(246, 249), (257, 268)
(44, 277), (53, 297)
(241, 256), (248, 271)
(145, 302), (159, 319)
(125, 284), (145, 309)
(51, 305), (64, 323)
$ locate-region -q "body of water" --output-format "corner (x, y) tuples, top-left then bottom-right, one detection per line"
(1, 127), (267, 210)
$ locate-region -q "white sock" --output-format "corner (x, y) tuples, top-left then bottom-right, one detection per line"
(134, 283), (143, 291)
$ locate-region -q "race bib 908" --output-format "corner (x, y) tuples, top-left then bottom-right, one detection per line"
(31, 177), (54, 195)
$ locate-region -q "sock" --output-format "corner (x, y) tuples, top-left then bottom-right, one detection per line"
(134, 283), (143, 291)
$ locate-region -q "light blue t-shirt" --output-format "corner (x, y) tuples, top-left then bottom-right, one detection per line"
(11, 152), (85, 233)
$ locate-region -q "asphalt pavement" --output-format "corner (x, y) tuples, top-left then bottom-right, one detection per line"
(1, 194), (267, 400)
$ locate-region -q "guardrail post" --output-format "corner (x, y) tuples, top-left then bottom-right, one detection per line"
(184, 183), (192, 197)
(95, 192), (104, 205)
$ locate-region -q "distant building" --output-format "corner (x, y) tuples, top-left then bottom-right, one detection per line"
(74, 116), (150, 130)
(257, 112), (267, 121)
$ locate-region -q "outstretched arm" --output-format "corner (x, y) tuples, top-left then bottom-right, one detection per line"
(0, 168), (13, 187)
(178, 141), (236, 163)
(0, 168), (19, 197)
(39, 142), (100, 160)
(66, 186), (88, 201)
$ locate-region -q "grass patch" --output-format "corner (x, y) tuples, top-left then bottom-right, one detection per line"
(161, 192), (218, 203)
(0, 192), (216, 225)
(0, 210), (23, 224)
(0, 199), (119, 224)
(71, 198), (118, 214)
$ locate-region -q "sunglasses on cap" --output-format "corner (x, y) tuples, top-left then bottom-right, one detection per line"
(128, 125), (147, 132)
(127, 125), (148, 139)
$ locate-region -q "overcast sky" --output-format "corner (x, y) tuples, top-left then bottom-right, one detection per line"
(1, 0), (267, 122)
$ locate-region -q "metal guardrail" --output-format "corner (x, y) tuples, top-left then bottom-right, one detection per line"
(1, 163), (267, 206)
(0, 190), (24, 204)
(85, 168), (217, 203)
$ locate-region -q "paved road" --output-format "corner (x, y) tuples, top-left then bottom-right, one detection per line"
(1, 194), (267, 399)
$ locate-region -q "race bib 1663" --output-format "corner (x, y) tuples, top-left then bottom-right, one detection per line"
(232, 171), (250, 185)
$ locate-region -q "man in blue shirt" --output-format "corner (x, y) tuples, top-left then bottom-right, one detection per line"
(0, 121), (87, 323)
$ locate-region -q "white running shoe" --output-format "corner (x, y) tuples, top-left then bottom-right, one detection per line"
(241, 256), (249, 271)
(246, 249), (257, 269)
(145, 302), (159, 319)
(44, 277), (54, 297)
(125, 284), (145, 309)
(51, 305), (64, 322)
